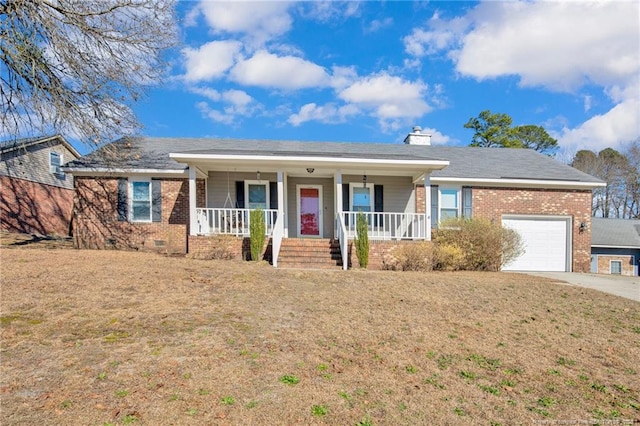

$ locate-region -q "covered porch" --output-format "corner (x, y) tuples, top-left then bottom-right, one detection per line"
(171, 150), (448, 269)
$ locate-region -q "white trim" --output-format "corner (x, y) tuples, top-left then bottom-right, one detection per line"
(63, 168), (188, 178)
(296, 184), (323, 238)
(170, 152), (450, 169)
(592, 244), (640, 249)
(129, 178), (153, 223)
(244, 180), (270, 209)
(349, 181), (374, 212)
(610, 259), (623, 275)
(431, 177), (605, 189)
(438, 186), (461, 222)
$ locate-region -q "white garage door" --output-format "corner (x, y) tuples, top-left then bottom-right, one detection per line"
(502, 216), (570, 272)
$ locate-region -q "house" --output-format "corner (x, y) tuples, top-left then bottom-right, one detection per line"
(1, 134), (80, 236)
(591, 218), (640, 276)
(63, 128), (604, 271)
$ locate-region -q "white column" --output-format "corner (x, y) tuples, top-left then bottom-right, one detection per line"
(283, 172), (289, 237)
(334, 171), (343, 238)
(277, 170), (284, 216)
(424, 174), (431, 241)
(189, 166), (198, 236)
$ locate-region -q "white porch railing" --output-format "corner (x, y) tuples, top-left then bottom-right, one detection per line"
(195, 208), (278, 236)
(336, 214), (349, 270)
(342, 211), (426, 240)
(271, 212), (285, 267)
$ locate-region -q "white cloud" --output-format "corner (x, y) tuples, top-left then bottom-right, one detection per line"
(453, 2), (639, 92)
(555, 96), (640, 153)
(366, 17), (393, 33)
(196, 1), (293, 46)
(420, 127), (455, 146)
(189, 86), (221, 102)
(288, 102), (359, 126)
(230, 50), (330, 89)
(194, 89), (259, 125)
(339, 73), (431, 118)
(405, 1), (640, 150)
(182, 40), (242, 82)
(301, 1), (361, 22)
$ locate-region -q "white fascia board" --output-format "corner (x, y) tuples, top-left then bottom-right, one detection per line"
(592, 244), (640, 249)
(62, 168), (188, 178)
(169, 152), (450, 170)
(431, 176), (606, 189)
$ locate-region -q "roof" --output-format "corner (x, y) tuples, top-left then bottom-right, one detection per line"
(592, 218), (640, 249)
(64, 136), (603, 185)
(0, 134), (81, 159)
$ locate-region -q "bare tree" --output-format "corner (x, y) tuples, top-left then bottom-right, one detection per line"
(1, 0), (176, 148)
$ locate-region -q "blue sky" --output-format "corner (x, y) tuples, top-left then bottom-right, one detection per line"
(132, 0), (639, 160)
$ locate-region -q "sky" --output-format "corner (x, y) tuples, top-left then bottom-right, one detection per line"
(131, 0), (640, 160)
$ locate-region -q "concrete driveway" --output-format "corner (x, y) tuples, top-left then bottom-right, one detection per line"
(524, 272), (640, 302)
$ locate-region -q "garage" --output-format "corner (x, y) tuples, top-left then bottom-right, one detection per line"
(502, 216), (571, 272)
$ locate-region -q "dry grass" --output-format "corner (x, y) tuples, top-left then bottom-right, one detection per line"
(1, 242), (639, 425)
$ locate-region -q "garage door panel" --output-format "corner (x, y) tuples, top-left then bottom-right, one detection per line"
(502, 217), (569, 272)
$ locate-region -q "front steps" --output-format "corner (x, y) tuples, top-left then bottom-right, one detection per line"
(276, 238), (345, 269)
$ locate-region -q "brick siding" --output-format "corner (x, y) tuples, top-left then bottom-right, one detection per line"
(347, 240), (428, 270)
(596, 254), (635, 276)
(0, 175), (74, 236)
(415, 185), (593, 273)
(73, 176), (207, 254)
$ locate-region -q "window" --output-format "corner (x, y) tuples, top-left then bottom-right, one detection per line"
(431, 186), (472, 227)
(130, 180), (152, 222)
(610, 260), (622, 275)
(245, 181), (269, 209)
(50, 151), (62, 174)
(349, 183), (373, 212)
(440, 189), (459, 221)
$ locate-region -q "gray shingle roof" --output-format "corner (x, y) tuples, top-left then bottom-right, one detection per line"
(592, 218), (640, 248)
(64, 136), (603, 184)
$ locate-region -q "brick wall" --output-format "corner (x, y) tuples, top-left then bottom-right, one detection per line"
(416, 185), (593, 272)
(347, 240), (428, 270)
(596, 255), (635, 276)
(0, 175), (74, 236)
(73, 176), (194, 254)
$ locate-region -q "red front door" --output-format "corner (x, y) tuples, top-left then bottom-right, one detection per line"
(299, 186), (321, 237)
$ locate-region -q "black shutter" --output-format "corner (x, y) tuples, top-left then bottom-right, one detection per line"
(117, 178), (127, 221)
(152, 179), (162, 222)
(235, 181), (245, 208)
(269, 181), (278, 210)
(342, 183), (350, 225)
(374, 185), (383, 227)
(430, 185), (439, 229)
(462, 186), (472, 218)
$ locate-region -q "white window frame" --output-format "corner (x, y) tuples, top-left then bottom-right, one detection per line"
(129, 178), (152, 223)
(349, 182), (374, 212)
(244, 180), (270, 210)
(610, 260), (622, 275)
(50, 151), (63, 175)
(438, 186), (460, 223)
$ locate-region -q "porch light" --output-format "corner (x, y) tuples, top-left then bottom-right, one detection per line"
(257, 171), (261, 181)
(362, 174), (367, 187)
(579, 222), (587, 233)
(307, 168), (314, 174)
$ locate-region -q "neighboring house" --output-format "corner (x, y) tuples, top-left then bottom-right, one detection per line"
(63, 128), (604, 271)
(1, 135), (80, 236)
(591, 218), (640, 276)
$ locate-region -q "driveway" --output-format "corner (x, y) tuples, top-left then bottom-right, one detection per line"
(524, 272), (639, 302)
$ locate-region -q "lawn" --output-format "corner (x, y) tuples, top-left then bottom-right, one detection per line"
(0, 245), (638, 425)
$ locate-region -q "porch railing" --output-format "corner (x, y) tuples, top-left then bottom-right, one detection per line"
(195, 208), (278, 236)
(336, 214), (349, 270)
(342, 211), (426, 240)
(271, 212), (285, 267)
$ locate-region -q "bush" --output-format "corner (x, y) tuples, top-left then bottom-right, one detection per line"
(249, 209), (266, 262)
(383, 242), (433, 271)
(187, 235), (238, 260)
(354, 212), (369, 268)
(433, 218), (523, 271)
(432, 243), (466, 271)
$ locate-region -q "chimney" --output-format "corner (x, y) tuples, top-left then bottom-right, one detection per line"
(403, 126), (431, 145)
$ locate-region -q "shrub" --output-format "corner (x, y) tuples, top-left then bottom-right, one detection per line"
(249, 209), (266, 262)
(432, 243), (466, 271)
(186, 235), (238, 260)
(433, 218), (523, 271)
(383, 242), (433, 271)
(354, 212), (369, 268)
